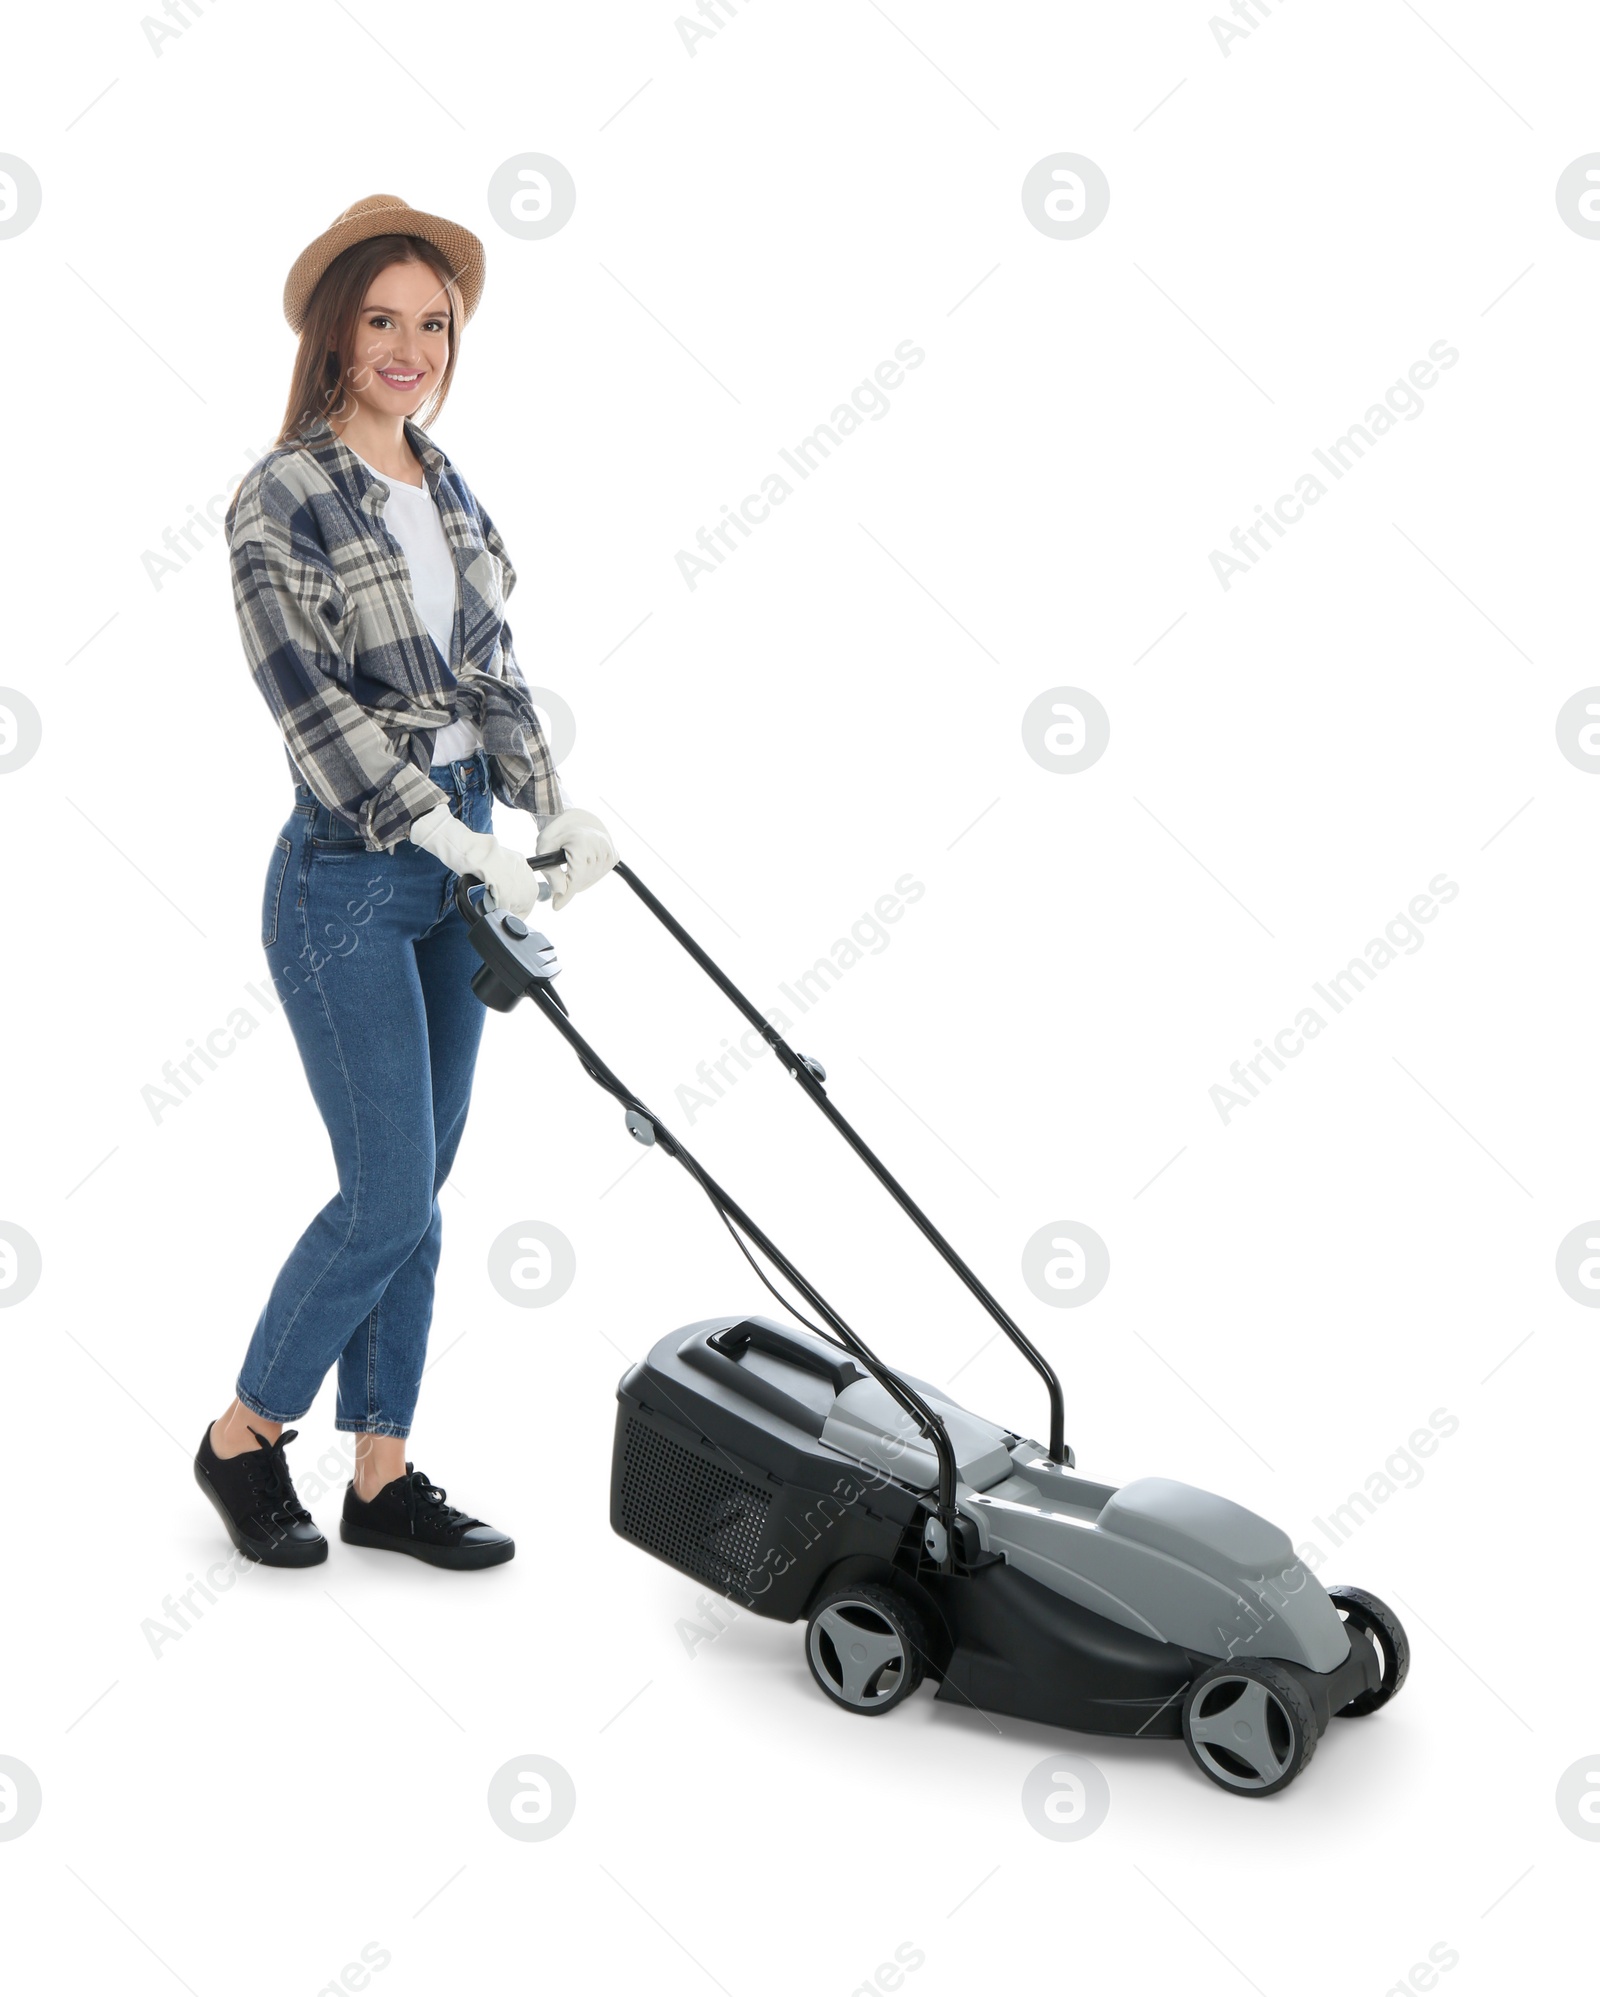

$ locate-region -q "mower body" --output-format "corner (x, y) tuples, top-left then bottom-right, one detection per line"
(612, 1316), (1381, 1737)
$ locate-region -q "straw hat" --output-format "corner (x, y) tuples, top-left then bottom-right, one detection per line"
(283, 193), (485, 333)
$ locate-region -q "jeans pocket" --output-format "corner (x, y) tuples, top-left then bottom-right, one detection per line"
(308, 805), (370, 853)
(263, 835), (292, 947)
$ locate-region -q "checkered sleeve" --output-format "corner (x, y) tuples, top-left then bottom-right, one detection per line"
(227, 461), (447, 852)
(475, 502), (566, 832)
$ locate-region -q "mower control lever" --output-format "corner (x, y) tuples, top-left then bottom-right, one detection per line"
(452, 874), (564, 1012)
(526, 845), (567, 891)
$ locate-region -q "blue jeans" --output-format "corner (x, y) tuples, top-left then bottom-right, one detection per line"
(236, 751), (494, 1437)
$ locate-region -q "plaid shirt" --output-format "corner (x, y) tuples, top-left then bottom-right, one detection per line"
(226, 414), (565, 852)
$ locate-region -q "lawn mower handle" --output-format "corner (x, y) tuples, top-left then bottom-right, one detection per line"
(608, 858), (1071, 1469)
(459, 857), (1071, 1467)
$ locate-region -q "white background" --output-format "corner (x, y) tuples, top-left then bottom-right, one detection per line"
(2, 1), (1596, 1990)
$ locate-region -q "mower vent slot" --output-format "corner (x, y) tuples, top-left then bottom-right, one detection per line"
(619, 1418), (771, 1592)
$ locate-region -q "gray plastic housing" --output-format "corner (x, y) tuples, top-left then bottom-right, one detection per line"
(819, 1373), (1013, 1491)
(962, 1463), (1349, 1672)
(813, 1373), (1350, 1674)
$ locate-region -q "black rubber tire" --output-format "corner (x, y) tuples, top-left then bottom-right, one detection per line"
(1327, 1586), (1410, 1716)
(1181, 1658), (1318, 1796)
(805, 1583), (929, 1716)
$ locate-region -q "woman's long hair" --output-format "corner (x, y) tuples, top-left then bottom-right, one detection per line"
(273, 232), (465, 448)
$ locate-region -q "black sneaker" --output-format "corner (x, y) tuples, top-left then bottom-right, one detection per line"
(340, 1466), (514, 1570)
(193, 1423), (328, 1567)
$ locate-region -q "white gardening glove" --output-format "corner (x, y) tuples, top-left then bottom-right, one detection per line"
(408, 801), (539, 917)
(535, 806), (618, 912)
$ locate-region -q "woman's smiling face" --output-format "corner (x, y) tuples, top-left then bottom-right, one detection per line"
(342, 258), (453, 419)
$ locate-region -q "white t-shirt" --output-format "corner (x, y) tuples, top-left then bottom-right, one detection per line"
(353, 451), (488, 765)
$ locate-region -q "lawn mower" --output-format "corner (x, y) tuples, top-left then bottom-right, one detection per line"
(457, 859), (1409, 1796)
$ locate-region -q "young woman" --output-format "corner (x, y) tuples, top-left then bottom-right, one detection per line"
(194, 194), (616, 1571)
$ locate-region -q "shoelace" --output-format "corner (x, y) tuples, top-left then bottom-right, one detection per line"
(406, 1470), (480, 1533)
(245, 1427), (313, 1529)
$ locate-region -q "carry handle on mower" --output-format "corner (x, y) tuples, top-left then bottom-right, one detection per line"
(707, 1318), (866, 1394)
(454, 865), (966, 1564)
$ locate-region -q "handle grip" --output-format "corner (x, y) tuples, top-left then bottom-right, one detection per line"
(452, 844), (570, 925)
